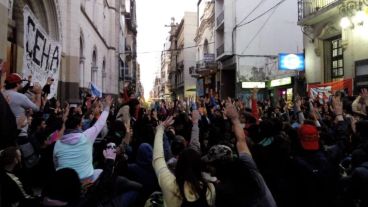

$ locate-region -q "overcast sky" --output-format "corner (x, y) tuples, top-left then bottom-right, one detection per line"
(136, 0), (198, 99)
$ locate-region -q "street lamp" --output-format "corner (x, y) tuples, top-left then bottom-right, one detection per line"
(340, 16), (353, 29)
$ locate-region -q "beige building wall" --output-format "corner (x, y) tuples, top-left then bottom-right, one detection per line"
(0, 0), (120, 101)
(182, 12), (198, 98)
(302, 6), (368, 85)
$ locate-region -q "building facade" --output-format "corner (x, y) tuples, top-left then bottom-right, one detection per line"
(119, 0), (140, 96)
(298, 0), (368, 93)
(0, 0), (139, 102)
(159, 37), (172, 100)
(168, 12), (198, 100)
(215, 0), (303, 101)
(191, 0), (218, 97)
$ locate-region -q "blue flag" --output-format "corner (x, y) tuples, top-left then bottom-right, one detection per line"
(90, 82), (102, 98)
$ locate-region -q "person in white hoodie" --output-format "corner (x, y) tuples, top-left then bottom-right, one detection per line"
(53, 96), (112, 182)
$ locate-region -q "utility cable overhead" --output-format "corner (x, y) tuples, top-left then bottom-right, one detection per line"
(123, 42), (215, 55)
(237, 0), (287, 28)
(240, 5), (278, 54)
(236, 0), (267, 27)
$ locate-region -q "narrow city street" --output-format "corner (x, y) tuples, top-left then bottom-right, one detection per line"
(1, 0), (368, 207)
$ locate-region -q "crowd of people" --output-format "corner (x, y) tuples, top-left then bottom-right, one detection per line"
(1, 72), (368, 207)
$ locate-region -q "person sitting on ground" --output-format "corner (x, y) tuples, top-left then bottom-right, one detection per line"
(53, 95), (112, 182)
(153, 113), (215, 207)
(0, 146), (40, 206)
(202, 99), (276, 207)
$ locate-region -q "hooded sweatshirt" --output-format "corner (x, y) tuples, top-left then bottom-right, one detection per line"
(53, 107), (109, 180)
(128, 143), (159, 204)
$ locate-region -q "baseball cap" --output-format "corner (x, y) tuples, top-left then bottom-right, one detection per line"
(5, 73), (23, 84)
(298, 124), (319, 150)
(202, 145), (233, 163)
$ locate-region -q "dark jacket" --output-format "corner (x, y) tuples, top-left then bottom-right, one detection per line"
(128, 143), (159, 205)
(0, 169), (39, 207)
(0, 92), (18, 149)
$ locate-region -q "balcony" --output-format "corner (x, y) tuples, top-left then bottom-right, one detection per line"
(216, 10), (224, 28)
(216, 44), (224, 57)
(298, 0), (342, 22)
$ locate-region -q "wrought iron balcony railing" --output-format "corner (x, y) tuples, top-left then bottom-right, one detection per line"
(298, 0), (341, 20)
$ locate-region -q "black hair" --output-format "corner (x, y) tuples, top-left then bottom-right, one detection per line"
(171, 136), (186, 156)
(212, 158), (264, 199)
(65, 114), (82, 129)
(42, 168), (81, 203)
(175, 148), (210, 199)
(4, 82), (18, 90)
(0, 146), (19, 167)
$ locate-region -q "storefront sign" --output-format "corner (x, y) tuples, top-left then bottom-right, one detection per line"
(278, 53), (305, 71)
(241, 82), (266, 89)
(203, 53), (215, 62)
(23, 6), (61, 99)
(269, 77), (292, 87)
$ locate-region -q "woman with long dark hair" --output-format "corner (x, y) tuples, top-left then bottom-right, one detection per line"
(153, 115), (215, 207)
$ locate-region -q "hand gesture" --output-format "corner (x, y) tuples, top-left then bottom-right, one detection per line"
(294, 97), (302, 111)
(191, 110), (200, 124)
(225, 98), (239, 121)
(104, 95), (113, 108)
(103, 148), (117, 160)
(62, 104), (70, 123)
(332, 95), (343, 115)
(361, 88), (368, 101)
(160, 116), (174, 129)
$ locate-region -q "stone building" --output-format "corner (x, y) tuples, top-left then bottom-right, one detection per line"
(0, 0), (138, 101)
(214, 0), (303, 100)
(168, 12), (198, 100)
(192, 0), (218, 97)
(298, 0), (368, 92)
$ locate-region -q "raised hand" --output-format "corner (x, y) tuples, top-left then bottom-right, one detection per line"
(295, 97), (302, 111)
(361, 88), (368, 101)
(104, 95), (113, 108)
(103, 148), (117, 160)
(332, 95), (343, 116)
(62, 104), (70, 122)
(225, 99), (239, 122)
(191, 110), (200, 124)
(160, 116), (174, 129)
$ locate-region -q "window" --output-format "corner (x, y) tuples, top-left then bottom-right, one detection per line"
(203, 39), (209, 54)
(92, 49), (98, 83)
(331, 37), (343, 79)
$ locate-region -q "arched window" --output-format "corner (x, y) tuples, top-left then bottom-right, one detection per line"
(203, 39), (209, 54)
(91, 48), (98, 83)
(80, 32), (85, 87)
(102, 58), (106, 92)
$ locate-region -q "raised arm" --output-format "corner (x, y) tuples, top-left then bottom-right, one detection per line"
(225, 99), (251, 156)
(188, 110), (201, 153)
(152, 117), (177, 198)
(83, 96), (112, 143)
(295, 98), (305, 125)
(251, 88), (260, 124)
